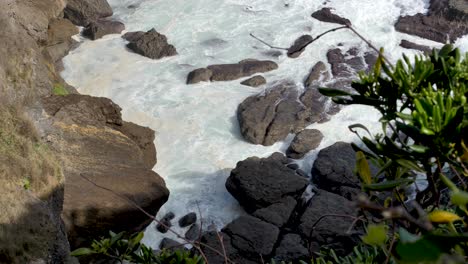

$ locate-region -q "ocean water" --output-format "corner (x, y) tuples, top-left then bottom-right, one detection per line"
(61, 0), (467, 248)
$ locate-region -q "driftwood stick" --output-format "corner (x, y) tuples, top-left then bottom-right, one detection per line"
(249, 33), (289, 50)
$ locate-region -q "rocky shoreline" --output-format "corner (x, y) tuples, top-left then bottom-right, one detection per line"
(0, 0), (467, 263)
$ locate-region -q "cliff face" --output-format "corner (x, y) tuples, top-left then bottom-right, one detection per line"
(0, 1), (169, 263)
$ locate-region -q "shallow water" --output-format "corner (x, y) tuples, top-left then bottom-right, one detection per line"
(62, 0), (467, 248)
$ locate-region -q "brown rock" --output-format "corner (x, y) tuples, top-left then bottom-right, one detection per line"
(125, 28), (177, 59)
(240, 75), (266, 87)
(64, 0), (113, 26)
(287, 35), (313, 58)
(83, 20), (125, 40)
(287, 129), (324, 159)
(304, 61), (330, 87)
(399, 40), (432, 54)
(311, 8), (351, 25)
(186, 68), (213, 84)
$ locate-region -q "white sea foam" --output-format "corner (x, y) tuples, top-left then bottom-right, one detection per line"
(61, 0), (466, 248)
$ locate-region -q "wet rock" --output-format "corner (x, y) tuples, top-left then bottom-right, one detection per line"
(287, 129), (324, 159)
(287, 163), (299, 170)
(312, 142), (360, 192)
(395, 0), (468, 43)
(122, 31), (146, 42)
(64, 0), (113, 26)
(311, 8), (351, 25)
(240, 75), (266, 87)
(185, 224), (201, 240)
(273, 234), (309, 262)
(226, 154), (308, 212)
(304, 61), (330, 87)
(156, 212), (175, 233)
(298, 190), (360, 256)
(287, 35), (313, 58)
(83, 20), (125, 40)
(296, 169), (308, 178)
(252, 196), (297, 227)
(327, 48), (366, 79)
(187, 59), (278, 84)
(399, 40), (432, 54)
(263, 50), (283, 58)
(125, 28), (177, 59)
(179, 212), (197, 227)
(160, 238), (183, 250)
(199, 232), (258, 264)
(222, 216), (280, 256)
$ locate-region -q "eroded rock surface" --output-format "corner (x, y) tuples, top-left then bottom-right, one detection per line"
(287, 129), (324, 159)
(311, 8), (351, 25)
(64, 0), (113, 26)
(240, 75), (267, 87)
(83, 20), (125, 40)
(124, 28), (177, 59)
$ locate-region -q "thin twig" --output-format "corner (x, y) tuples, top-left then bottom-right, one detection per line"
(249, 33), (288, 50)
(346, 25), (393, 66)
(215, 231), (229, 264)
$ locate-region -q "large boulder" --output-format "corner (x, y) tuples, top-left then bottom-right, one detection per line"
(41, 94), (169, 248)
(287, 129), (324, 159)
(273, 234), (309, 262)
(252, 196), (297, 228)
(199, 231), (258, 264)
(83, 20), (125, 40)
(64, 0), (113, 26)
(311, 8), (351, 25)
(187, 59), (278, 84)
(395, 0), (468, 43)
(222, 216), (280, 257)
(298, 190), (360, 256)
(124, 28), (177, 59)
(226, 154), (308, 212)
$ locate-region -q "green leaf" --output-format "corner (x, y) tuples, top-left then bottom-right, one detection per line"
(362, 224), (387, 246)
(356, 151), (372, 184)
(363, 178), (414, 191)
(318, 87), (352, 97)
(409, 145), (429, 154)
(395, 159), (423, 172)
(71, 247), (96, 256)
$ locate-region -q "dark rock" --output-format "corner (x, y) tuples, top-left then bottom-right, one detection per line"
(311, 8), (351, 25)
(270, 152), (291, 164)
(287, 35), (313, 58)
(156, 218), (171, 233)
(199, 232), (259, 264)
(64, 0), (113, 26)
(187, 60), (278, 84)
(299, 87), (331, 122)
(122, 31), (146, 42)
(186, 68), (213, 84)
(240, 75), (266, 87)
(364, 51), (378, 73)
(83, 20), (125, 40)
(252, 196), (297, 227)
(226, 154), (308, 212)
(304, 61), (330, 87)
(287, 163), (299, 170)
(160, 238), (183, 250)
(263, 50), (283, 58)
(125, 28), (177, 59)
(287, 129), (324, 159)
(399, 40), (432, 54)
(273, 234), (309, 262)
(298, 190), (360, 256)
(395, 0), (468, 43)
(185, 224), (201, 240)
(312, 142), (360, 193)
(162, 212), (175, 220)
(179, 212), (197, 227)
(327, 48), (366, 79)
(296, 169), (308, 178)
(222, 216), (280, 256)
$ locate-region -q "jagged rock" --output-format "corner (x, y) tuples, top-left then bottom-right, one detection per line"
(311, 8), (351, 25)
(83, 20), (125, 40)
(226, 154), (308, 212)
(199, 232), (258, 264)
(252, 196), (297, 227)
(287, 129), (324, 159)
(395, 0), (468, 43)
(179, 212), (197, 227)
(125, 28), (177, 59)
(41, 94), (170, 248)
(240, 75), (266, 87)
(185, 224), (201, 240)
(273, 234), (309, 262)
(222, 216), (280, 256)
(187, 59), (278, 84)
(45, 18), (79, 64)
(64, 0), (113, 26)
(399, 40), (432, 54)
(304, 61), (330, 87)
(312, 142), (360, 193)
(298, 190), (360, 256)
(287, 35), (313, 58)
(160, 238), (183, 250)
(186, 68), (213, 84)
(327, 48), (366, 79)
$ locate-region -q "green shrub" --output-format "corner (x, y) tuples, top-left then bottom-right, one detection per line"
(52, 84), (69, 96)
(320, 45), (468, 263)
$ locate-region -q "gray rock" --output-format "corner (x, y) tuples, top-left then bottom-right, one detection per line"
(122, 31), (146, 42)
(311, 8), (351, 25)
(287, 163), (299, 170)
(222, 216), (280, 256)
(287, 129), (324, 159)
(64, 0), (113, 26)
(273, 234), (309, 262)
(287, 35), (313, 58)
(179, 212), (197, 227)
(83, 20), (125, 40)
(298, 190), (360, 256)
(240, 75), (266, 87)
(252, 196), (297, 227)
(199, 231), (259, 264)
(226, 154), (308, 212)
(399, 40), (432, 54)
(327, 48), (366, 79)
(125, 28), (177, 59)
(159, 238), (183, 250)
(185, 224), (201, 240)
(186, 68), (213, 84)
(156, 217), (171, 233)
(304, 61), (330, 87)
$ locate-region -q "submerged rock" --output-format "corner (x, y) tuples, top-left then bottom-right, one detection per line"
(124, 28), (177, 59)
(240, 75), (267, 87)
(83, 20), (125, 40)
(226, 154), (308, 212)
